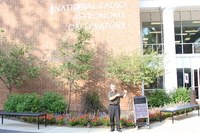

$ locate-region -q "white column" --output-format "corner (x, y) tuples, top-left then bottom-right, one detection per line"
(161, 6), (177, 92)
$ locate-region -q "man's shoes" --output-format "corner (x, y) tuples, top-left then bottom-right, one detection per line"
(117, 129), (122, 132)
(110, 129), (115, 132)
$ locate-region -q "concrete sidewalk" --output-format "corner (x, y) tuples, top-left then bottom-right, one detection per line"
(0, 110), (200, 133)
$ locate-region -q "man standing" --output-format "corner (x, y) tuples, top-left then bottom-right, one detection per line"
(108, 83), (127, 132)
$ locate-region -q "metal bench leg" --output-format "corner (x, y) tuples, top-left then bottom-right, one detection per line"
(160, 111), (162, 122)
(45, 114), (47, 127)
(38, 116), (39, 129)
(172, 112), (174, 124)
(2, 115), (3, 124)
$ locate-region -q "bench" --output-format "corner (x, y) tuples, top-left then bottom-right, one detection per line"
(160, 104), (199, 124)
(0, 110), (47, 129)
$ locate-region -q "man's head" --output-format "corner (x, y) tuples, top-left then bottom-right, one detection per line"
(110, 83), (117, 92)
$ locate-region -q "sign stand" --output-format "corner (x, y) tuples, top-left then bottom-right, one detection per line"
(133, 96), (150, 130)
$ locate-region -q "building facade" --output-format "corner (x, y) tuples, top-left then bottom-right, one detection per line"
(0, 0), (140, 111)
(1, 0), (200, 111)
(141, 0), (200, 101)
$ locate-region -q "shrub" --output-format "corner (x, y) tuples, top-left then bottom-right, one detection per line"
(4, 92), (68, 114)
(16, 93), (43, 113)
(4, 94), (23, 112)
(170, 87), (190, 103)
(4, 93), (43, 113)
(147, 89), (172, 107)
(42, 92), (68, 114)
(81, 90), (105, 114)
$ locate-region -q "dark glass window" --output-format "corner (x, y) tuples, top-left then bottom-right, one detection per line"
(176, 44), (182, 54)
(177, 68), (191, 88)
(177, 68), (183, 87)
(183, 44), (192, 54)
(144, 76), (164, 89)
(142, 22), (162, 44)
(175, 21), (200, 54)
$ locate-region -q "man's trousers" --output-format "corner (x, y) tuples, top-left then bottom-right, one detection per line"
(108, 105), (121, 129)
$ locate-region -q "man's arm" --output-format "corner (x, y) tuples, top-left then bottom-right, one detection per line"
(109, 94), (121, 101)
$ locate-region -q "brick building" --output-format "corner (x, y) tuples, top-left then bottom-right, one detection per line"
(0, 0), (141, 111)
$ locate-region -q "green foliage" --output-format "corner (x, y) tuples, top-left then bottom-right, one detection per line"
(3, 94), (23, 112)
(170, 87), (190, 103)
(147, 89), (172, 107)
(4, 93), (43, 113)
(3, 92), (68, 113)
(105, 50), (165, 87)
(49, 26), (94, 112)
(81, 90), (105, 114)
(16, 93), (43, 113)
(42, 92), (68, 114)
(0, 32), (40, 93)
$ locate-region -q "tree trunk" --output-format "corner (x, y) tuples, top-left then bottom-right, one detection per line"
(66, 85), (72, 113)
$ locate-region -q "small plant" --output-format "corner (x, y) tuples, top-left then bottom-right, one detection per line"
(90, 116), (101, 126)
(68, 117), (78, 126)
(81, 90), (105, 114)
(46, 113), (55, 124)
(77, 114), (89, 126)
(101, 116), (110, 126)
(38, 116), (45, 124)
(120, 117), (126, 127)
(28, 117), (37, 123)
(149, 112), (160, 122)
(124, 119), (135, 127)
(21, 116), (28, 122)
(56, 115), (65, 125)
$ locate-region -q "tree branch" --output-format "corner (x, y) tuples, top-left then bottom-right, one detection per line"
(0, 77), (10, 91)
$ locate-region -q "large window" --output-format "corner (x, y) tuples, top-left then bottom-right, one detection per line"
(175, 21), (200, 54)
(142, 22), (163, 54)
(142, 21), (164, 89)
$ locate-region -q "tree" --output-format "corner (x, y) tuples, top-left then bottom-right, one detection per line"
(49, 26), (94, 113)
(105, 50), (165, 88)
(105, 50), (166, 110)
(0, 31), (40, 94)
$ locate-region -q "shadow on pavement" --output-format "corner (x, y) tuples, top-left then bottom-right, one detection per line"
(0, 129), (40, 133)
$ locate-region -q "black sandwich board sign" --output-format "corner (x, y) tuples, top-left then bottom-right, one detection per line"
(133, 96), (150, 129)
